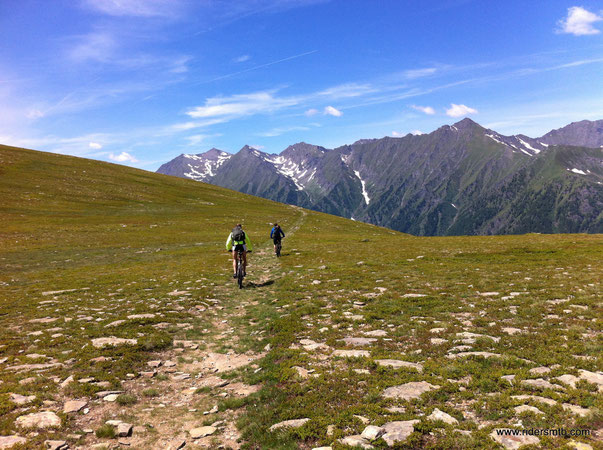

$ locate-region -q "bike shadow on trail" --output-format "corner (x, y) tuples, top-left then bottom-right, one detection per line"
(245, 279), (275, 288)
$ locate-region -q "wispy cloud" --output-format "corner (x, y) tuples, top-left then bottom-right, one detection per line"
(557, 6), (602, 36)
(198, 50), (318, 84)
(305, 108), (319, 116)
(404, 67), (437, 79)
(411, 105), (435, 115)
(324, 105), (343, 117)
(109, 151), (138, 163)
(186, 90), (298, 119)
(446, 103), (478, 117)
(89, 142), (102, 149)
(81, 0), (186, 18)
(258, 125), (311, 137)
(234, 55), (251, 63)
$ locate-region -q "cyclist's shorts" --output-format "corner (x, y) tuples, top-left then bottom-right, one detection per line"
(233, 244), (247, 252)
(273, 238), (281, 245)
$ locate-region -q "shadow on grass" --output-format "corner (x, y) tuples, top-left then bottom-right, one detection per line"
(246, 280), (275, 288)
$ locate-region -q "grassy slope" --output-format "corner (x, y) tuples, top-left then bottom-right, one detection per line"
(1, 145), (602, 449)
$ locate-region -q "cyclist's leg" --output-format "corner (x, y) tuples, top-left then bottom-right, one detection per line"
(242, 250), (247, 274)
(232, 250), (237, 275)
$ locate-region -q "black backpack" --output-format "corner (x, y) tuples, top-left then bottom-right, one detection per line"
(232, 226), (245, 242)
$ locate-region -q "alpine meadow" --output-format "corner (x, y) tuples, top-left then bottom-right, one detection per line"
(1, 1), (603, 449)
(0, 144), (601, 449)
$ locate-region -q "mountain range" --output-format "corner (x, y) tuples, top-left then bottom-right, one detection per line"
(157, 119), (603, 236)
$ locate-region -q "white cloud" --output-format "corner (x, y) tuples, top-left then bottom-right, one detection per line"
(305, 108), (319, 116)
(391, 131), (404, 137)
(317, 83), (374, 99)
(411, 130), (424, 135)
(324, 105), (342, 117)
(446, 103), (478, 117)
(109, 152), (138, 163)
(249, 145), (264, 150)
(234, 55), (251, 63)
(27, 109), (45, 119)
(186, 91), (298, 119)
(557, 6), (602, 35)
(68, 31), (117, 63)
(81, 0), (184, 18)
(258, 125), (310, 137)
(404, 67), (437, 79)
(89, 142), (102, 149)
(411, 105), (435, 115)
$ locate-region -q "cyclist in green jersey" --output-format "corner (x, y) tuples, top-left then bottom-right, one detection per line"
(225, 224), (253, 278)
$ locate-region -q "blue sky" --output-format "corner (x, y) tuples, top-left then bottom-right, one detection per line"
(1, 0), (602, 170)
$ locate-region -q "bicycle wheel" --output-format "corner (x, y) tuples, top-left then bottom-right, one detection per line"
(237, 256), (244, 289)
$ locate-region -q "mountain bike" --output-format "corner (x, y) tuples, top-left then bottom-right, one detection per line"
(235, 248), (245, 288)
(275, 240), (282, 257)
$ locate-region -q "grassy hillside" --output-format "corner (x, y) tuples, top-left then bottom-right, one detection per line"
(0, 145), (601, 449)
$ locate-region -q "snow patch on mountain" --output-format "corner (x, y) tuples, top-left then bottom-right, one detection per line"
(354, 170), (370, 205)
(183, 151), (231, 181)
(569, 168), (587, 175)
(518, 138), (541, 154)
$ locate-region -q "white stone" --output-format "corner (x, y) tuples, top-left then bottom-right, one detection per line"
(490, 429), (539, 449)
(381, 420), (419, 446)
(427, 408), (458, 424)
(190, 426), (216, 438)
(361, 425), (384, 440)
(16, 411), (61, 429)
(269, 418), (310, 432)
(383, 381), (439, 401)
(375, 359), (423, 372)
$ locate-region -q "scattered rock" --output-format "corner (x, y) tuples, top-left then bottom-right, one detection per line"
(446, 351), (501, 359)
(529, 366), (551, 375)
(338, 435), (373, 449)
(383, 381), (440, 401)
(127, 314), (155, 319)
(9, 393), (35, 405)
(16, 411), (61, 429)
(567, 440), (593, 450)
(375, 359), (423, 372)
(502, 328), (523, 335)
(511, 395), (556, 406)
(402, 293), (426, 298)
(427, 408), (458, 424)
(361, 425), (384, 440)
(166, 439), (186, 450)
(190, 426), (217, 438)
(63, 400), (87, 413)
(0, 436), (27, 449)
(521, 379), (564, 391)
(562, 403), (591, 417)
(578, 369), (603, 391)
(430, 338), (448, 345)
(269, 418), (310, 432)
(514, 405), (544, 415)
(332, 350), (370, 358)
(363, 330), (387, 337)
(117, 422), (133, 437)
(381, 420), (419, 446)
(455, 332), (500, 343)
(45, 440), (68, 450)
(490, 429), (539, 449)
(91, 337), (137, 348)
(341, 337), (377, 346)
(353, 415), (370, 425)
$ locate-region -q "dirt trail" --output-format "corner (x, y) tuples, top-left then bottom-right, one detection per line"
(68, 207), (307, 449)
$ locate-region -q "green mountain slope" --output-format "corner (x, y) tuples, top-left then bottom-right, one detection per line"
(1, 145), (601, 449)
